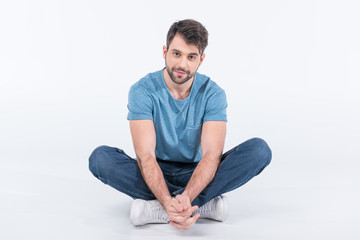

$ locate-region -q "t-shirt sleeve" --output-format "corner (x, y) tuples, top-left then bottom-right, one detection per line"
(127, 85), (153, 120)
(203, 90), (228, 122)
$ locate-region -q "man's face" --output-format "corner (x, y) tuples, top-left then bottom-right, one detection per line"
(163, 34), (205, 85)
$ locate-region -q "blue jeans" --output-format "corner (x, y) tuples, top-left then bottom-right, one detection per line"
(89, 137), (271, 207)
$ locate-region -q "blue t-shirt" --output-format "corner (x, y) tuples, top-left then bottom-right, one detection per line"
(127, 69), (227, 163)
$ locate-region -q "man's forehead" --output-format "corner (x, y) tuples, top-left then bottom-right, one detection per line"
(169, 34), (201, 55)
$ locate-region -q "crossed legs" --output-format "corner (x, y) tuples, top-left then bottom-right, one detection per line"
(89, 137), (272, 207)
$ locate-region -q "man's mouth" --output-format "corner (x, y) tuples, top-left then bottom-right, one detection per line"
(174, 69), (187, 76)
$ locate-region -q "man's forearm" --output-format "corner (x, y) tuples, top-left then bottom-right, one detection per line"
(137, 155), (172, 205)
(182, 154), (221, 202)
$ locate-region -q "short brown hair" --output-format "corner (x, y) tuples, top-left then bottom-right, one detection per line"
(166, 19), (208, 54)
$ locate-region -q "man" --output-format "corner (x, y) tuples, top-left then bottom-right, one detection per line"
(89, 19), (272, 230)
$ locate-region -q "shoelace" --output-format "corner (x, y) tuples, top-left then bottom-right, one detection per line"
(148, 203), (169, 222)
(196, 201), (214, 215)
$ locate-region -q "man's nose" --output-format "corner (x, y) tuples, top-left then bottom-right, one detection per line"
(179, 56), (187, 69)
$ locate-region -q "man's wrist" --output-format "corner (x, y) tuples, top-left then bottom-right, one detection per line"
(159, 195), (173, 207)
(181, 190), (193, 202)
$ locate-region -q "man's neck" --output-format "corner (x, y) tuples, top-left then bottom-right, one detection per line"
(163, 69), (194, 100)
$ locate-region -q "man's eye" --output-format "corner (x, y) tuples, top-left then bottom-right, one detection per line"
(189, 56), (196, 60)
(173, 52), (180, 56)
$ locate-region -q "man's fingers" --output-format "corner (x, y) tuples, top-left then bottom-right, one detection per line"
(168, 214), (188, 223)
(192, 213), (200, 221)
(175, 195), (189, 210)
(173, 202), (183, 212)
(170, 197), (183, 212)
(190, 205), (198, 212)
(169, 204), (199, 221)
(169, 221), (183, 230)
(170, 221), (191, 230)
(170, 214), (199, 230)
(168, 209), (192, 223)
(175, 195), (182, 202)
(182, 213), (199, 226)
(176, 194), (193, 210)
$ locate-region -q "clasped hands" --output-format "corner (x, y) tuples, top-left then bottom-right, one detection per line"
(163, 194), (200, 230)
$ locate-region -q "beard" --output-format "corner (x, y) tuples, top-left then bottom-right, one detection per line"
(165, 65), (195, 85)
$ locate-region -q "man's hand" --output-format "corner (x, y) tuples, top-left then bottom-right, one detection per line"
(175, 194), (192, 211)
(163, 194), (200, 230)
(163, 197), (183, 217)
(169, 213), (200, 230)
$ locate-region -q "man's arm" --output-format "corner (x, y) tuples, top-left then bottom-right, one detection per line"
(181, 121), (226, 203)
(129, 120), (172, 205)
(129, 119), (211, 230)
(130, 119), (195, 222)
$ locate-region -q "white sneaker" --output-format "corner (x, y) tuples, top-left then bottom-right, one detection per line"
(130, 199), (170, 226)
(194, 195), (229, 221)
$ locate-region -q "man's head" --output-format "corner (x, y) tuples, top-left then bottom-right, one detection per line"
(163, 19), (208, 85)
(166, 19), (208, 55)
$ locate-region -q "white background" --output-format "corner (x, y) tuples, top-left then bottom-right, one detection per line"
(1, 0), (359, 239)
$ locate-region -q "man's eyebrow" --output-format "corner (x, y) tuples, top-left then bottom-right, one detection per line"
(171, 49), (199, 56)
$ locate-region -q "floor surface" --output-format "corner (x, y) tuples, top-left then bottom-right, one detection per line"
(1, 151), (359, 240)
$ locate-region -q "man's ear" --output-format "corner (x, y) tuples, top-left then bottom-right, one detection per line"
(163, 45), (167, 59)
(199, 53), (206, 65)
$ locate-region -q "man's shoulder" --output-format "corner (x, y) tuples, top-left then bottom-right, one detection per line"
(195, 72), (226, 95)
(130, 69), (162, 93)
